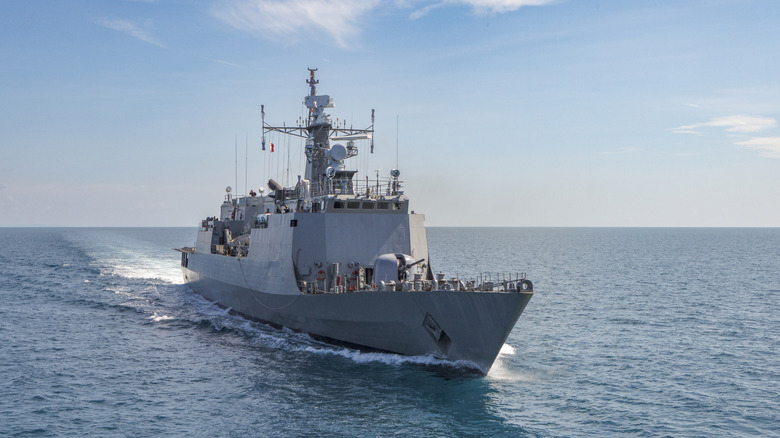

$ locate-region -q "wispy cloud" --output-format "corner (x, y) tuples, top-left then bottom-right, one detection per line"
(673, 115), (780, 158)
(214, 0), (555, 47)
(212, 0), (380, 49)
(672, 115), (776, 134)
(206, 58), (241, 67)
(409, 2), (445, 19)
(452, 0), (554, 14)
(734, 137), (780, 158)
(411, 0), (556, 18)
(97, 17), (164, 47)
(598, 146), (641, 155)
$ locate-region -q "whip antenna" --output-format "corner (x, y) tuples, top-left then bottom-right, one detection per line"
(235, 134), (238, 196)
(261, 105), (266, 151)
(370, 109), (375, 154)
(245, 132), (248, 194)
(396, 115), (399, 170)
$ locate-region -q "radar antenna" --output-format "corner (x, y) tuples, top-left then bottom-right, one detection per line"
(307, 68), (318, 96)
(261, 68), (375, 186)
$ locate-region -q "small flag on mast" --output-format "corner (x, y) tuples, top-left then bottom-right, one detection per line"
(270, 142), (275, 153)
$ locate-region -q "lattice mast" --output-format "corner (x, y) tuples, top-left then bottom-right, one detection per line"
(261, 68), (374, 189)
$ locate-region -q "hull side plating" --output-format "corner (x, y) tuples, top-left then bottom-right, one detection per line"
(183, 253), (532, 373)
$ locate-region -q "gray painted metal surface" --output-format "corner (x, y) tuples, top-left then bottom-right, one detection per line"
(183, 251), (532, 373)
(178, 69), (535, 374)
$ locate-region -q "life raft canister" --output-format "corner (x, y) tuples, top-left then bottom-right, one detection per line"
(346, 270), (359, 291)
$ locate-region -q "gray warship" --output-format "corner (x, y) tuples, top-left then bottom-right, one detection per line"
(177, 69), (534, 374)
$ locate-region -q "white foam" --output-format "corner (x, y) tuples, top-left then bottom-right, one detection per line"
(181, 296), (305, 348)
(486, 359), (514, 381)
(487, 344), (530, 381)
(66, 231), (184, 284)
(149, 313), (175, 322)
(107, 256), (183, 284)
(300, 345), (477, 371)
(499, 343), (516, 356)
(487, 357), (553, 383)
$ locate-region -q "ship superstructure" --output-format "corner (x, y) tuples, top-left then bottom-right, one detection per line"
(178, 69), (534, 374)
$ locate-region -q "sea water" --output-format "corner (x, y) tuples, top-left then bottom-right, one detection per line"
(1, 227), (778, 437)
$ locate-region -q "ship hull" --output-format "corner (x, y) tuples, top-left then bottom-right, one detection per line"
(182, 254), (533, 374)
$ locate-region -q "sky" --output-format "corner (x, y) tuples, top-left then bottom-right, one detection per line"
(1, 0), (779, 227)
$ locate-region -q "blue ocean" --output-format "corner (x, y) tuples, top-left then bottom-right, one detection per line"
(1, 227), (778, 437)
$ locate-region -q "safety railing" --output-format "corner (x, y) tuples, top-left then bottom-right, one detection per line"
(288, 178), (403, 200)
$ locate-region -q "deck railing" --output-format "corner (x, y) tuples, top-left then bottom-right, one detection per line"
(300, 177), (403, 199)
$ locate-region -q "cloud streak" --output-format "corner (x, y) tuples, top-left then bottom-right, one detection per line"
(672, 115), (776, 134)
(412, 0), (556, 18)
(598, 146), (641, 155)
(673, 115), (780, 158)
(213, 0), (556, 47)
(97, 17), (164, 47)
(734, 137), (780, 158)
(454, 0), (557, 13)
(206, 58), (241, 67)
(212, 0), (379, 49)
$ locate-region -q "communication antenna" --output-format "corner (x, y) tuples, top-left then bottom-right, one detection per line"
(261, 105), (266, 151)
(235, 134), (238, 196)
(245, 132), (248, 195)
(307, 67), (318, 96)
(396, 115), (399, 170)
(370, 109), (375, 154)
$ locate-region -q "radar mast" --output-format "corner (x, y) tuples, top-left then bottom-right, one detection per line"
(261, 68), (375, 189)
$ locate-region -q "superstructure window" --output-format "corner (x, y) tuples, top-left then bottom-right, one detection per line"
(362, 202), (375, 210)
(377, 202), (389, 210)
(347, 201), (360, 209)
(334, 201), (345, 209)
